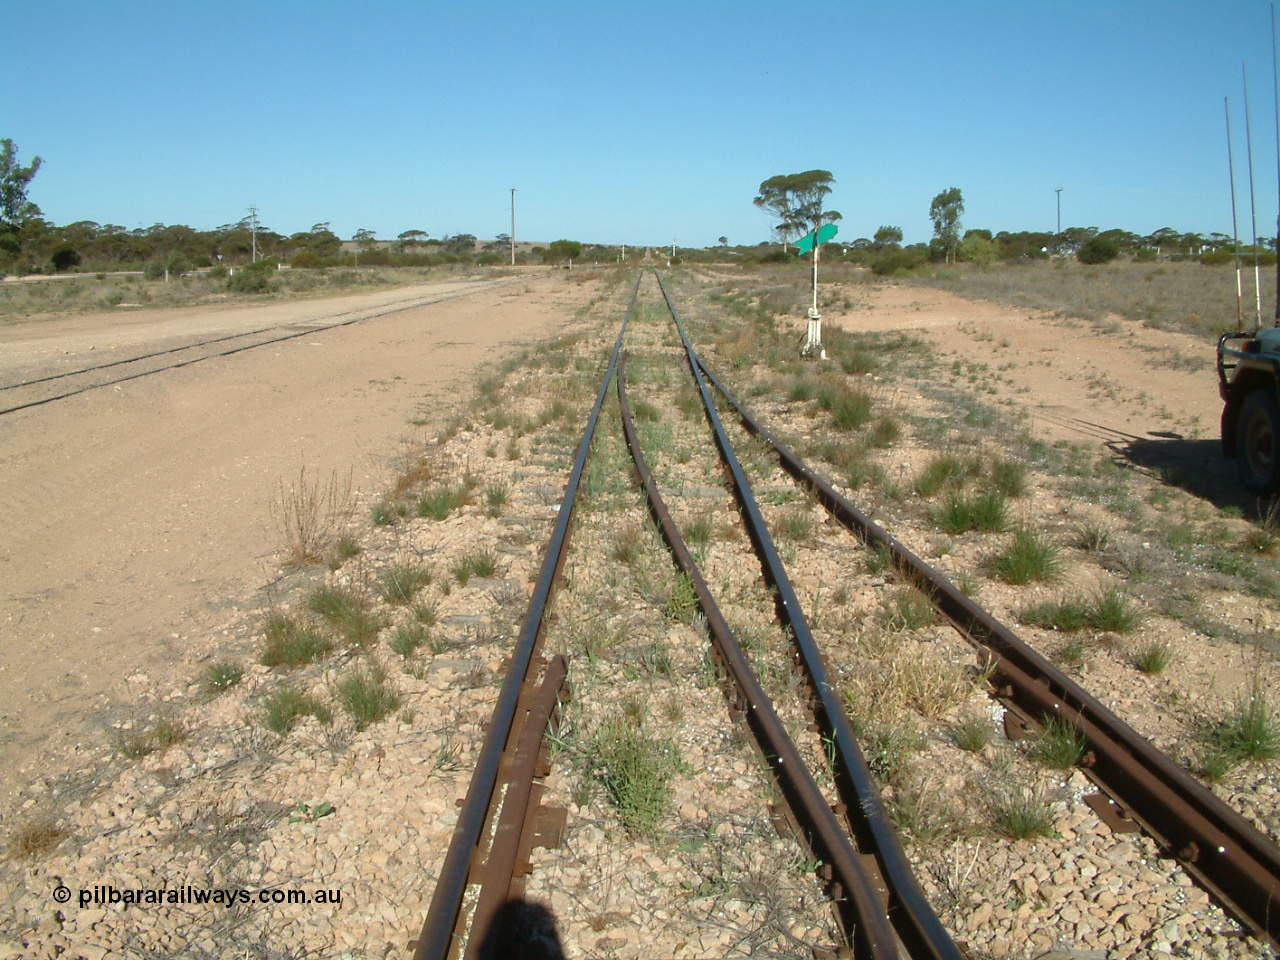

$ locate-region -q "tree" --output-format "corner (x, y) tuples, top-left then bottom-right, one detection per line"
(754, 170), (841, 245)
(442, 234), (477, 256)
(718, 236), (728, 246)
(929, 188), (964, 264)
(1, 139), (42, 257)
(50, 245), (81, 272)
(398, 229), (429, 248)
(872, 225), (903, 249)
(353, 228), (377, 251)
(543, 239), (582, 264)
(1077, 235), (1121, 265)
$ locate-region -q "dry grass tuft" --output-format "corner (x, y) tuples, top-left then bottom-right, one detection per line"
(9, 818), (67, 860)
(270, 466), (355, 567)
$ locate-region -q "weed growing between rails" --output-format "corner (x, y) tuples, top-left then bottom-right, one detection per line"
(522, 315), (841, 954)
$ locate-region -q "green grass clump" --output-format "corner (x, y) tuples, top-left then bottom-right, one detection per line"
(773, 506), (816, 542)
(411, 599), (439, 627)
(202, 660), (243, 696)
(631, 398), (661, 422)
(933, 489), (1008, 535)
(1018, 597), (1089, 633)
(868, 415), (902, 448)
(1031, 715), (1085, 769)
(307, 585), (385, 647)
(417, 485), (469, 520)
(336, 665), (401, 729)
(379, 563), (432, 605)
(993, 530), (1061, 585)
(914, 451), (982, 497)
(684, 512), (714, 547)
(388, 622), (430, 658)
(817, 381), (874, 431)
(115, 714), (187, 760)
(592, 713), (680, 837)
(328, 535), (362, 569)
(1089, 587), (1142, 633)
(451, 548), (499, 585)
(1200, 689), (1280, 776)
(260, 612), (333, 667)
(1132, 641), (1172, 674)
(991, 457), (1028, 498)
(861, 721), (927, 782)
(880, 585), (936, 631)
(261, 685), (331, 736)
(485, 482), (510, 517)
(1070, 520), (1115, 553)
(953, 714), (994, 753)
(989, 783), (1054, 840)
(1019, 587), (1141, 634)
(664, 573), (699, 622)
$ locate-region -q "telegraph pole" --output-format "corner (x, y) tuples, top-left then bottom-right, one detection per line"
(248, 206), (259, 263)
(1227, 97), (1247, 331)
(1055, 188), (1062, 237)
(1245, 62), (1264, 330)
(510, 188), (516, 266)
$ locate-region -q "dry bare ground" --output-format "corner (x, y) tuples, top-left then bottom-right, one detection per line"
(0, 273), (579, 800)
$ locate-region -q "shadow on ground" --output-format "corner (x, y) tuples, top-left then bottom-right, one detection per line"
(1110, 436), (1275, 519)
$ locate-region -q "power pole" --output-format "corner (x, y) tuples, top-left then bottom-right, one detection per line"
(248, 206), (259, 263)
(510, 188), (516, 266)
(1054, 188), (1062, 237)
(1244, 62), (1264, 330)
(1226, 97), (1247, 331)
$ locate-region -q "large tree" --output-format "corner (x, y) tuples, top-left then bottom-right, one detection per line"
(1, 139), (43, 257)
(754, 170), (841, 245)
(929, 187), (964, 264)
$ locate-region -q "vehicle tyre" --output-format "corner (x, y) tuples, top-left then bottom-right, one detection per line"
(1236, 388), (1280, 494)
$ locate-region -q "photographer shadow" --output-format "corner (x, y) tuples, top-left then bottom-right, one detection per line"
(474, 900), (566, 960)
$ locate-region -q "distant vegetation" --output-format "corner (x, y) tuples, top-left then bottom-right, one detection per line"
(3, 137), (1278, 280)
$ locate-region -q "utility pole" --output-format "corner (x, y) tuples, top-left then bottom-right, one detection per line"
(1055, 188), (1062, 237)
(1226, 97), (1247, 331)
(510, 188), (516, 266)
(1244, 62), (1264, 330)
(248, 206), (259, 263)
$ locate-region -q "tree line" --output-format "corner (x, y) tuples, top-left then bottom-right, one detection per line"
(752, 170), (1279, 275)
(4, 141), (1276, 279)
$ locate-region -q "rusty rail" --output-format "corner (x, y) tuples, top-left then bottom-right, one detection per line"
(618, 349), (907, 959)
(412, 274), (639, 960)
(651, 273), (963, 960)
(691, 340), (1280, 948)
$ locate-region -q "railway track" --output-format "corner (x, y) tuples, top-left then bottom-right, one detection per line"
(414, 270), (1280, 957)
(0, 276), (514, 416)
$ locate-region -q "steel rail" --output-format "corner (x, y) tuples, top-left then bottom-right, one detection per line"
(652, 273), (962, 960)
(692, 349), (1280, 948)
(412, 273), (640, 960)
(0, 276), (517, 416)
(617, 349), (902, 959)
(466, 655), (568, 960)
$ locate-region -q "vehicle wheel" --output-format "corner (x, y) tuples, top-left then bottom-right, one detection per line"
(1236, 388), (1280, 494)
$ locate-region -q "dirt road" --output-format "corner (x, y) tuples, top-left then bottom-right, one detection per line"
(0, 274), (577, 799)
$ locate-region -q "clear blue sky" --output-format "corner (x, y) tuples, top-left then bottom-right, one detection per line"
(5, 1), (1280, 248)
